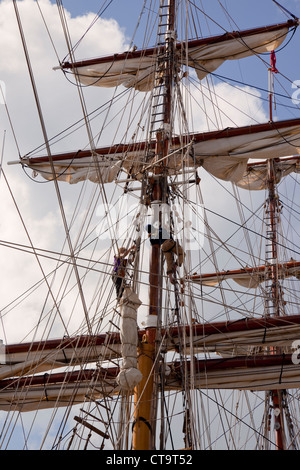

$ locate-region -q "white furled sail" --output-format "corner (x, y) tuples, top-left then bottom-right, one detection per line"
(20, 150), (122, 184)
(116, 288), (142, 391)
(3, 315), (300, 360)
(20, 118), (300, 186)
(0, 353), (299, 412)
(167, 354), (300, 391)
(0, 369), (117, 413)
(187, 260), (300, 289)
(60, 21), (298, 91)
(236, 156), (300, 190)
(192, 118), (300, 183)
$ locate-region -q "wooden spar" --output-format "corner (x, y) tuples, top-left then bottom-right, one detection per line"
(3, 311), (300, 363)
(264, 92), (285, 448)
(266, 159), (282, 317)
(187, 260), (300, 283)
(60, 20), (298, 71)
(247, 155), (300, 168)
(132, 0), (175, 451)
(4, 312), (300, 363)
(17, 118), (300, 165)
(132, 137), (162, 450)
(266, 61), (283, 447)
(266, 157), (285, 449)
(74, 416), (109, 440)
(0, 353), (298, 390)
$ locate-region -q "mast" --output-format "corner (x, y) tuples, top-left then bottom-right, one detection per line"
(266, 56), (285, 450)
(266, 157), (285, 450)
(4, 0), (300, 451)
(132, 0), (176, 450)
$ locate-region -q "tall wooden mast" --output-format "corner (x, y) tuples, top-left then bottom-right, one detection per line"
(266, 60), (285, 450)
(132, 0), (176, 450)
(265, 158), (285, 450)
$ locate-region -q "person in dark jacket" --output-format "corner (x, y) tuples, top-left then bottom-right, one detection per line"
(112, 245), (135, 300)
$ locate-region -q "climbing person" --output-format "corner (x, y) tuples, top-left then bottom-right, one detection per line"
(146, 224), (184, 284)
(112, 244), (135, 301)
(161, 238), (184, 284)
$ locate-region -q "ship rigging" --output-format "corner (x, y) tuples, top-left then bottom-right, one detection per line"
(0, 0), (300, 451)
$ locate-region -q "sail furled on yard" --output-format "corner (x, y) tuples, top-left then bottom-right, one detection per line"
(187, 261), (300, 289)
(5, 314), (300, 370)
(236, 156), (300, 190)
(60, 20), (298, 91)
(20, 118), (300, 187)
(3, 314), (300, 411)
(20, 151), (122, 184)
(193, 119), (300, 186)
(1, 353), (300, 411)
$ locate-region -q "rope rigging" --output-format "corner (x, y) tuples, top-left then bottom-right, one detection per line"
(1, 0), (300, 451)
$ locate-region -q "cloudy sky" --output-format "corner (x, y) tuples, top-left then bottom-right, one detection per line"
(0, 0), (299, 342)
(0, 0), (299, 451)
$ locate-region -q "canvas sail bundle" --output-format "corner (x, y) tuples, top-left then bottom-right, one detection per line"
(236, 156), (300, 190)
(167, 354), (300, 391)
(20, 151), (122, 184)
(60, 21), (297, 91)
(0, 369), (114, 412)
(168, 321), (300, 356)
(116, 288), (142, 391)
(192, 119), (300, 184)
(1, 353), (300, 412)
(4, 314), (300, 400)
(164, 314), (300, 356)
(2, 334), (123, 380)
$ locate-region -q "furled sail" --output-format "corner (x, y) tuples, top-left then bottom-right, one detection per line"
(187, 260), (300, 289)
(19, 151), (122, 184)
(169, 354), (300, 391)
(191, 118), (300, 184)
(116, 288), (142, 391)
(0, 369), (115, 412)
(2, 334), (122, 380)
(1, 353), (300, 411)
(3, 314), (300, 389)
(236, 156), (300, 190)
(18, 118), (300, 186)
(60, 20), (298, 91)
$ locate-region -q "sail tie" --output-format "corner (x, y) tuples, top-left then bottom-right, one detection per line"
(43, 373), (49, 401)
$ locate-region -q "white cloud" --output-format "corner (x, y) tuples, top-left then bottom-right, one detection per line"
(186, 79), (267, 133)
(0, 0), (129, 153)
(0, 0), (291, 451)
(0, 0), (129, 344)
(0, 0), (272, 346)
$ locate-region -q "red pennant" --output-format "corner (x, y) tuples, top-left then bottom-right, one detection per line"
(271, 50), (279, 73)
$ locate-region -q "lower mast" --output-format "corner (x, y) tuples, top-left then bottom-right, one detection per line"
(132, 135), (165, 449)
(266, 158), (285, 450)
(266, 60), (286, 450)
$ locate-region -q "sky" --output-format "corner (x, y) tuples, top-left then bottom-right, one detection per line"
(0, 0), (299, 449)
(0, 0), (298, 344)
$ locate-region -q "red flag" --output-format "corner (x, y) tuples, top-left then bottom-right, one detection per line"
(271, 50), (279, 73)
